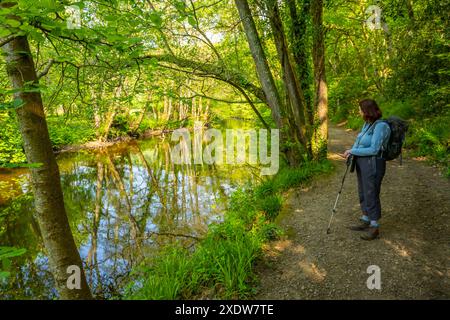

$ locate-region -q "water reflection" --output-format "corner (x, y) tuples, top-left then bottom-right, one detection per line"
(0, 131), (258, 299)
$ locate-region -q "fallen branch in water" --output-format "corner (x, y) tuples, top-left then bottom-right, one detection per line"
(146, 231), (204, 241)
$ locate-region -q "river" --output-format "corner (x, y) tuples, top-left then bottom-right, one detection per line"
(0, 123), (259, 299)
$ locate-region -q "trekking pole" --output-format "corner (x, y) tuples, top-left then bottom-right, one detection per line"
(326, 155), (353, 234)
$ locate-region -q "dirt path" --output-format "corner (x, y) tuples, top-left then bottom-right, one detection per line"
(254, 123), (450, 299)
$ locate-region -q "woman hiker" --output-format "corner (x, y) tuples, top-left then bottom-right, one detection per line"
(343, 99), (391, 240)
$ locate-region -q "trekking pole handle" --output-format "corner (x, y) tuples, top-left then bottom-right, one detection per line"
(346, 154), (353, 167)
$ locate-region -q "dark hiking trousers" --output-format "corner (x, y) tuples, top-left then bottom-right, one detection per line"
(355, 155), (386, 221)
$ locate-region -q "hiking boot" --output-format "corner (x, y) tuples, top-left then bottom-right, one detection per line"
(360, 227), (380, 241)
(348, 220), (370, 231)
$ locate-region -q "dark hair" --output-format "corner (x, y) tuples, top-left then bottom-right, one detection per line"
(359, 99), (382, 123)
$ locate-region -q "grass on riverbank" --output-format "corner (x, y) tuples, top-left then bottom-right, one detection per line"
(125, 160), (333, 300)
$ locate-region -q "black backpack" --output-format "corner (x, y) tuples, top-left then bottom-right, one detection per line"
(381, 116), (409, 163)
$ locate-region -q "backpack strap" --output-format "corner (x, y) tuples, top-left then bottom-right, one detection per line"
(356, 120), (386, 157)
(356, 120), (378, 147)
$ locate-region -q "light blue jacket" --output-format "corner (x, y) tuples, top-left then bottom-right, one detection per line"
(350, 120), (391, 157)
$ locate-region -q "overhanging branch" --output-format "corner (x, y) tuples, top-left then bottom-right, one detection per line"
(135, 54), (267, 104)
(37, 59), (55, 79)
(0, 34), (15, 47)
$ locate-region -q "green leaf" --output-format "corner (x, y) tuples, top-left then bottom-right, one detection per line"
(2, 258), (11, 271)
(0, 247), (27, 260)
(5, 19), (20, 28)
(0, 7), (11, 16)
(28, 28), (45, 43)
(0, 162), (43, 168)
(174, 0), (187, 14)
(0, 271), (10, 280)
(148, 57), (158, 67)
(0, 98), (25, 111)
(149, 12), (162, 28)
(0, 28), (11, 38)
(12, 98), (24, 108)
(104, 15), (118, 22)
(188, 16), (197, 28)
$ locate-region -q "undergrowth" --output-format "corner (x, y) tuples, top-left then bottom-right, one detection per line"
(125, 160), (333, 299)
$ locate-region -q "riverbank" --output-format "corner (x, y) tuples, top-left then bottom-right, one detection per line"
(126, 160), (334, 299)
(0, 112), (203, 165)
(55, 128), (176, 154)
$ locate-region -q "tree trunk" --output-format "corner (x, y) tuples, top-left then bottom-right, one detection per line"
(101, 76), (124, 141)
(266, 0), (310, 155)
(131, 102), (147, 134)
(168, 97), (172, 120)
(1, 33), (92, 299)
(234, 0), (284, 129)
(92, 83), (103, 139)
(287, 0), (313, 126)
(405, 0), (415, 22)
(311, 0), (328, 160)
(163, 95), (169, 120)
(235, 0), (305, 165)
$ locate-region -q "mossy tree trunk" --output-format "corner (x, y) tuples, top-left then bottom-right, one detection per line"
(287, 0), (313, 126)
(1, 2), (92, 299)
(311, 0), (328, 160)
(265, 0), (312, 159)
(234, 0), (311, 165)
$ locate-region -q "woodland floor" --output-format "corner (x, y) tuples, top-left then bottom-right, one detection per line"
(254, 123), (450, 299)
